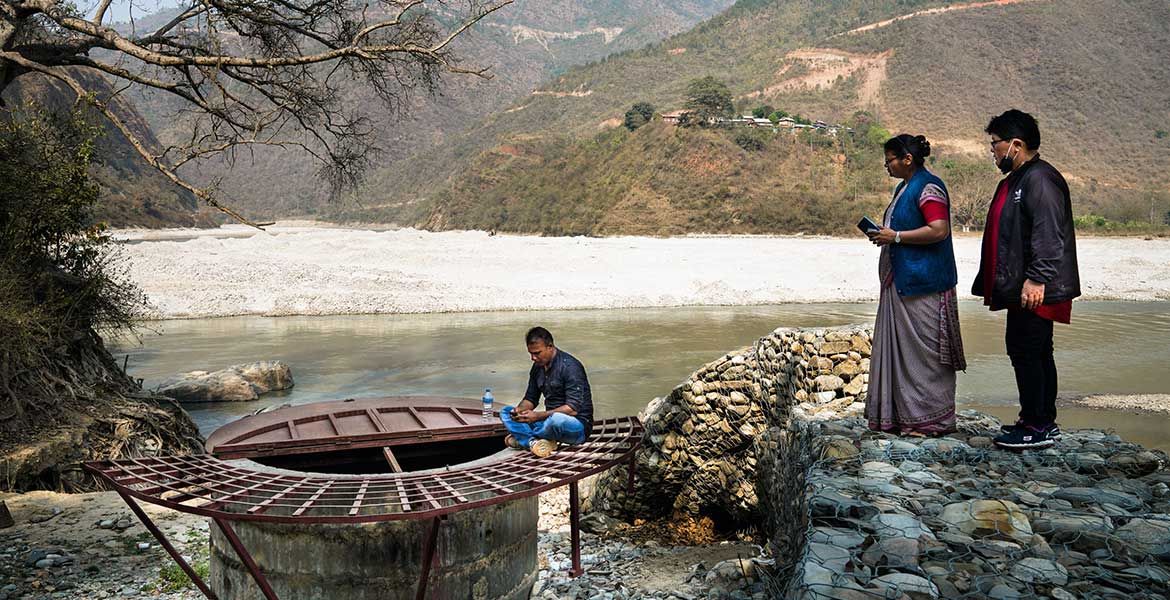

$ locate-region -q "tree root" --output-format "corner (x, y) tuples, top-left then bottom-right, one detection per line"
(1, 329), (204, 492)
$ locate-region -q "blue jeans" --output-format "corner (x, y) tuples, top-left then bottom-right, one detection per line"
(500, 406), (586, 448)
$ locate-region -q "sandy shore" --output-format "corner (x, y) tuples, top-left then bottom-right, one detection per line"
(112, 224), (1170, 319)
(1067, 394), (1170, 415)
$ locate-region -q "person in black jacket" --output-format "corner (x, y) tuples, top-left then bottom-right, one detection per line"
(974, 110), (1080, 450)
(501, 327), (594, 458)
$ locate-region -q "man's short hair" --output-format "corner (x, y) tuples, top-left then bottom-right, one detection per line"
(986, 109), (1041, 150)
(525, 327), (554, 347)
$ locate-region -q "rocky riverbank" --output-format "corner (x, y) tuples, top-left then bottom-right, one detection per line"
(5, 322), (1169, 599)
(785, 412), (1170, 599)
(0, 487), (769, 600)
(590, 323), (1170, 598)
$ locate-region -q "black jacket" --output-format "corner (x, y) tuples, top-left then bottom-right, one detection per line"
(523, 349), (593, 435)
(972, 156), (1081, 305)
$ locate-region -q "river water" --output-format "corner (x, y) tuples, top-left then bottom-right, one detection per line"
(112, 302), (1170, 451)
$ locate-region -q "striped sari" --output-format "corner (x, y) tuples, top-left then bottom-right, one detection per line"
(866, 182), (967, 435)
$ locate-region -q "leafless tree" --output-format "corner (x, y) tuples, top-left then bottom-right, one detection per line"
(0, 0), (512, 225)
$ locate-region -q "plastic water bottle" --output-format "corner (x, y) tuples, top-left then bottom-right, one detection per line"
(481, 388), (494, 422)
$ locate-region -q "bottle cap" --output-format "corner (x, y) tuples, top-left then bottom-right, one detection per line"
(485, 388), (492, 392)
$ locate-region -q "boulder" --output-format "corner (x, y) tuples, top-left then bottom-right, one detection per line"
(813, 375), (845, 392)
(1115, 517), (1170, 558)
(869, 573), (938, 599)
(871, 513), (934, 541)
(939, 499), (1033, 543)
(1011, 558), (1068, 585)
(235, 360), (295, 394)
(159, 360), (294, 402)
(1051, 487), (1143, 510)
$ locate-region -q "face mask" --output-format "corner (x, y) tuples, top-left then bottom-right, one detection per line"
(996, 143), (1018, 174)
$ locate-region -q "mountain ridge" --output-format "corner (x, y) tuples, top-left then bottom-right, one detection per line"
(344, 0), (1170, 234)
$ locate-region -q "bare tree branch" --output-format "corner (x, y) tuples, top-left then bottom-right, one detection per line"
(1, 0), (514, 223)
(91, 0), (113, 25)
(3, 50), (267, 227)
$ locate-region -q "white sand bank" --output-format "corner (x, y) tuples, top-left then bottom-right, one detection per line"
(113, 225), (1170, 319)
(1068, 394), (1170, 415)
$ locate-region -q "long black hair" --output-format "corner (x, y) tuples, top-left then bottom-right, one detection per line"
(883, 134), (931, 167)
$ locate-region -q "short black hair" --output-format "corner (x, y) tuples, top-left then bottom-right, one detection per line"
(986, 109), (1041, 150)
(525, 327), (554, 347)
(883, 134), (931, 167)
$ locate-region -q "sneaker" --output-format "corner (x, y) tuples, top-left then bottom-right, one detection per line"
(529, 439), (558, 458)
(1001, 420), (1061, 440)
(1000, 419), (1025, 433)
(994, 426), (1055, 450)
(504, 434), (524, 450)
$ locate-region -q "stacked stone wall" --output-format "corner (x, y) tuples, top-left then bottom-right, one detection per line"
(588, 325), (872, 525)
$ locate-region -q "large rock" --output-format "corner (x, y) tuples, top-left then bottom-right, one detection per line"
(868, 573), (938, 599)
(1052, 487), (1143, 510)
(159, 360), (294, 402)
(1115, 517), (1170, 558)
(939, 499), (1033, 543)
(1030, 513), (1114, 551)
(813, 375), (845, 392)
(1011, 557), (1069, 586)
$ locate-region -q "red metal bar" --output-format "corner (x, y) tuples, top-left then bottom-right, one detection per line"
(465, 471), (513, 494)
(626, 451), (637, 506)
(292, 481), (334, 517)
(366, 409), (388, 432)
(85, 415), (644, 524)
(448, 406), (470, 425)
(383, 447), (404, 473)
(414, 481), (442, 511)
(415, 517), (442, 600)
(407, 406), (427, 428)
(249, 479), (309, 515)
(213, 518), (280, 600)
(115, 489), (219, 600)
(436, 477), (469, 504)
(396, 478), (412, 512)
(349, 481), (370, 516)
(569, 481), (583, 577)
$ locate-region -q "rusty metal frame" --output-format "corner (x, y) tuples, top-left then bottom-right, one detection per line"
(86, 413), (642, 600)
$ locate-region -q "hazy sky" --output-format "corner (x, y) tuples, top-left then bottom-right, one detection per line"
(85, 0), (182, 26)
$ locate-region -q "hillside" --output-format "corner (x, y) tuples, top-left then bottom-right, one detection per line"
(411, 118), (895, 236)
(2, 70), (202, 228)
(348, 0), (1170, 234)
(117, 0), (736, 219)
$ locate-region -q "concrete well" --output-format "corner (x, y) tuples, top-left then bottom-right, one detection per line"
(209, 494), (538, 600)
(202, 398), (544, 600)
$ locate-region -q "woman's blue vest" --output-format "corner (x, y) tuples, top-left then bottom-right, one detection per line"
(888, 168), (958, 297)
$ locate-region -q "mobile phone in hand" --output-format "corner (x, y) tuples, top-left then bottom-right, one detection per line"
(857, 216), (881, 234)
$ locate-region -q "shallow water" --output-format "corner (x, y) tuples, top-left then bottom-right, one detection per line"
(111, 302), (1170, 450)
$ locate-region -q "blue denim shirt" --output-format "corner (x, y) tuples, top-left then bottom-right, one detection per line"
(524, 349), (593, 436)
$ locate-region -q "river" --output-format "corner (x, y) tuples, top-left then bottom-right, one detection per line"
(112, 301), (1170, 451)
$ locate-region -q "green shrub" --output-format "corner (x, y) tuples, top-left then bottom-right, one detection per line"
(623, 102), (655, 130)
(734, 131), (768, 152)
(0, 102), (145, 421)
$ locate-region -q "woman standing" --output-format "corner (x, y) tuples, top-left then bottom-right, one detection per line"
(866, 134), (966, 436)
